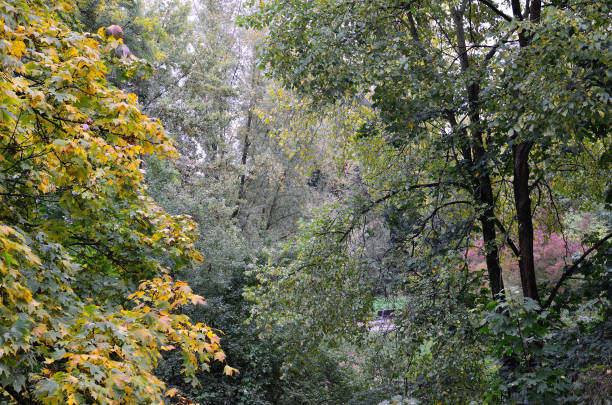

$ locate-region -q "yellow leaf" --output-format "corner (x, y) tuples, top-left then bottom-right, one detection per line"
(223, 365), (239, 376)
(12, 76), (30, 90)
(31, 323), (47, 337)
(190, 294), (205, 306)
(165, 388), (178, 397)
(208, 332), (220, 345)
(66, 375), (79, 384)
(11, 40), (26, 57)
(132, 328), (153, 343)
(158, 315), (172, 330)
(214, 351), (226, 362)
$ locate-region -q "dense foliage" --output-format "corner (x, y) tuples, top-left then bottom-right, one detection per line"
(0, 0), (235, 403)
(2, 0), (610, 403)
(241, 0), (612, 403)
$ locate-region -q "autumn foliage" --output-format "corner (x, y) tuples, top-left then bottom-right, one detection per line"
(466, 227), (583, 289)
(0, 0), (234, 403)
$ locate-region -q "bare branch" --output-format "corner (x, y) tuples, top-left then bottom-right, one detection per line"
(543, 232), (612, 309)
(476, 0), (513, 21)
(494, 218), (520, 257)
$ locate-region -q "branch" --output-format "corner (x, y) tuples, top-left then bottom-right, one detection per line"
(543, 232), (612, 309)
(511, 0), (523, 20)
(408, 200), (473, 244)
(142, 60), (197, 110)
(406, 10), (420, 42)
(339, 182), (456, 242)
(482, 28), (518, 66)
(395, 9), (421, 43)
(2, 385), (36, 405)
(359, 182), (448, 215)
(476, 0), (513, 21)
(494, 218), (519, 257)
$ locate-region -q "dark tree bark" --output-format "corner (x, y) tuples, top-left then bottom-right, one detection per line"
(513, 141), (539, 301)
(231, 61), (263, 221)
(478, 171), (506, 299)
(2, 385), (35, 405)
(231, 109), (252, 220)
(453, 4), (505, 300)
(509, 0), (541, 302)
(238, 109), (253, 200)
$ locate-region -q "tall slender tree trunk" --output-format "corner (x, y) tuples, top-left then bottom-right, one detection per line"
(408, 4), (505, 299)
(453, 4), (505, 300)
(232, 63), (260, 220)
(476, 156), (506, 299)
(231, 109), (252, 220)
(510, 0), (541, 302)
(238, 109), (253, 201)
(513, 142), (539, 301)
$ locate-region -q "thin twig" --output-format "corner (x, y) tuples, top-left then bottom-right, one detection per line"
(543, 232), (612, 309)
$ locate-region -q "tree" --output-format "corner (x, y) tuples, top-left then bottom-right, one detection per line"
(242, 0), (611, 401)
(0, 1), (235, 403)
(485, 0), (610, 303)
(111, 0), (354, 401)
(242, 0), (610, 303)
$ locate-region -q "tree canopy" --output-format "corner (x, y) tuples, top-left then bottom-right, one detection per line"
(241, 0), (611, 402)
(1, 0), (610, 403)
(0, 0), (235, 403)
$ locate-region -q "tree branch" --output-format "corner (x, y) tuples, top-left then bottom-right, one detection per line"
(511, 0), (523, 20)
(339, 183), (458, 242)
(494, 218), (519, 257)
(543, 232), (612, 309)
(476, 0), (513, 21)
(2, 385), (36, 405)
(408, 200), (473, 244)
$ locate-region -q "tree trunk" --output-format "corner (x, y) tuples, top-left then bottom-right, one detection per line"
(238, 109), (253, 201)
(453, 5), (505, 300)
(231, 109), (252, 219)
(513, 142), (539, 302)
(477, 166), (506, 299)
(509, 0), (541, 302)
